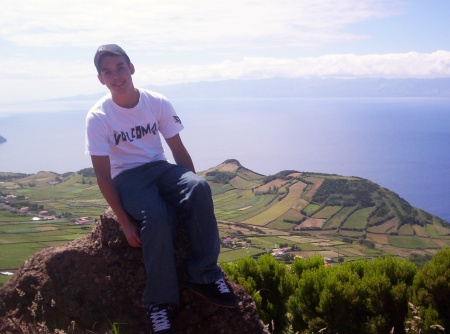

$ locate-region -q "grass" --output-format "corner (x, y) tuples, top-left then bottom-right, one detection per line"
(426, 223), (440, 238)
(0, 242), (50, 268)
(367, 218), (397, 234)
(312, 206), (342, 219)
(266, 220), (297, 230)
(242, 198), (298, 226)
(302, 203), (321, 216)
(219, 247), (265, 263)
(388, 235), (440, 249)
(0, 275), (10, 285)
(339, 229), (366, 237)
(399, 223), (415, 236)
(297, 243), (322, 251)
(0, 220), (94, 269)
(229, 175), (260, 189)
(323, 206), (355, 230)
(228, 194), (279, 222)
(433, 218), (450, 236)
(342, 207), (374, 229)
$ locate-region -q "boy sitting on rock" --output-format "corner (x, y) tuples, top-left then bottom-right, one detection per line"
(86, 44), (236, 333)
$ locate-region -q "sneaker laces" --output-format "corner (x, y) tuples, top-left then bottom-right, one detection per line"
(149, 307), (171, 332)
(215, 278), (231, 294)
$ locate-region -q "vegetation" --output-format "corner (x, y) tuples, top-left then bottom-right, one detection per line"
(77, 167), (96, 177)
(0, 172), (31, 182)
(223, 250), (449, 334)
(410, 248), (450, 332)
(263, 170), (299, 184)
(312, 178), (377, 207)
(205, 170), (236, 184)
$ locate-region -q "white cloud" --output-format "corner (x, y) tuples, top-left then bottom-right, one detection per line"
(136, 51), (450, 85)
(1, 0), (449, 103)
(0, 51), (449, 103)
(1, 0), (402, 51)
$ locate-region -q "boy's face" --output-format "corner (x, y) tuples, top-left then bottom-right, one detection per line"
(97, 54), (135, 95)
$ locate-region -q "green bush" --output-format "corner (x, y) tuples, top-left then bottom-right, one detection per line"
(288, 256), (416, 334)
(220, 250), (450, 334)
(222, 254), (296, 333)
(411, 248), (450, 333)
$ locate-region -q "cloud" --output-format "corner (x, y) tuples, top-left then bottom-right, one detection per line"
(2, 0), (449, 103)
(0, 51), (449, 103)
(136, 51), (450, 85)
(1, 0), (403, 52)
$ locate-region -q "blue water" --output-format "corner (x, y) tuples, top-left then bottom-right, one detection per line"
(0, 97), (449, 222)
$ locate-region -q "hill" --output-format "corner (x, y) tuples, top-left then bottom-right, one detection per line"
(1, 160), (449, 283)
(199, 159), (450, 260)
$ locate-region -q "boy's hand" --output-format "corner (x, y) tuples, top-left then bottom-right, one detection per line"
(121, 220), (142, 247)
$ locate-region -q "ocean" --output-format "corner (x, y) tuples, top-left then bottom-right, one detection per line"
(0, 97), (449, 223)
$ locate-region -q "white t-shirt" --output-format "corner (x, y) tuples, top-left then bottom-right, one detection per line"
(85, 89), (184, 179)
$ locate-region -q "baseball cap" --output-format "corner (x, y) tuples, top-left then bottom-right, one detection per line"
(94, 44), (130, 72)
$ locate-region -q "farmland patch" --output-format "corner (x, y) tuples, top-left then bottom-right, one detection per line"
(219, 247), (264, 263)
(367, 218), (397, 233)
(367, 233), (389, 245)
(313, 206), (341, 219)
(342, 207), (373, 229)
(388, 236), (440, 249)
(295, 218), (325, 230)
(398, 224), (415, 236)
(242, 198), (298, 226)
(302, 177), (324, 199)
(254, 179), (288, 193)
(267, 220), (296, 230)
(412, 225), (428, 237)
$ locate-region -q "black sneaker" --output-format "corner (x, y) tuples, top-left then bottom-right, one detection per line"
(146, 303), (175, 334)
(188, 278), (237, 308)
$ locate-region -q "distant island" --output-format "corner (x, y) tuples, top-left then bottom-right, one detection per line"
(0, 136), (6, 144)
(145, 77), (450, 99)
(47, 77), (450, 104)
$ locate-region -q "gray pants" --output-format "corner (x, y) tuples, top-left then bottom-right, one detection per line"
(113, 160), (222, 305)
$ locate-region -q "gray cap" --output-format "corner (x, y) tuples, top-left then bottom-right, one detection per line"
(94, 44), (130, 72)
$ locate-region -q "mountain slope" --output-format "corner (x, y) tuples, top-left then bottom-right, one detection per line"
(199, 159), (450, 259)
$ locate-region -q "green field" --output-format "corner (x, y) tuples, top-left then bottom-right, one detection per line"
(0, 219), (93, 269)
(388, 235), (440, 249)
(342, 207), (374, 229)
(312, 206), (342, 219)
(219, 247), (265, 263)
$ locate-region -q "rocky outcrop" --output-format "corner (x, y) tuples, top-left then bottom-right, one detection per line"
(0, 208), (269, 334)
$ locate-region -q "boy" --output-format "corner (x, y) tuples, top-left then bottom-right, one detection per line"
(86, 44), (235, 333)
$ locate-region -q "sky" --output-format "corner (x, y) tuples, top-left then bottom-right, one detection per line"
(1, 0), (450, 103)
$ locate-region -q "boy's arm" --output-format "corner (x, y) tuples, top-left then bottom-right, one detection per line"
(91, 155), (142, 247)
(165, 134), (196, 173)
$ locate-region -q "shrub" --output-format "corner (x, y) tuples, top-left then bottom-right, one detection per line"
(411, 248), (450, 332)
(222, 254), (296, 333)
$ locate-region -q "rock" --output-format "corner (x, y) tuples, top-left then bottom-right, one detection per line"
(0, 208), (269, 334)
